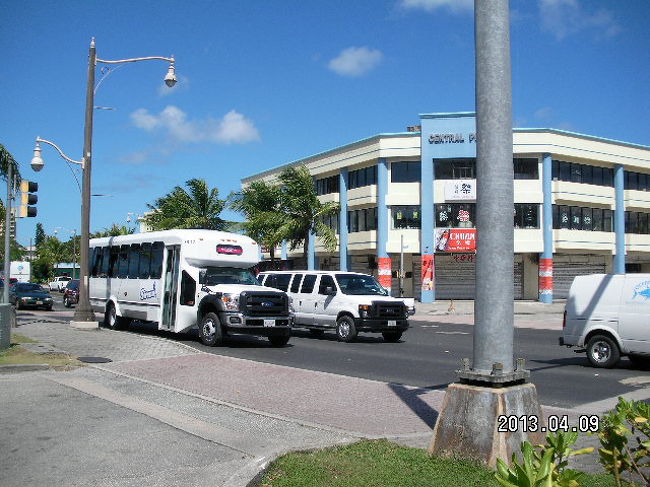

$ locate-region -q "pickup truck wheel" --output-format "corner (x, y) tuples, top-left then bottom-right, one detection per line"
(586, 335), (620, 368)
(336, 315), (357, 343)
(268, 335), (290, 347)
(199, 312), (224, 347)
(382, 331), (403, 343)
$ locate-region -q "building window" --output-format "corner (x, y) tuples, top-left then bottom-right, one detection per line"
(513, 204), (539, 229)
(435, 203), (476, 228)
(348, 165), (377, 189)
(552, 160), (613, 187)
(347, 207), (378, 233)
(392, 206), (421, 229)
(434, 158), (476, 179)
(625, 211), (650, 234)
(391, 161), (421, 183)
(315, 175), (339, 195)
(321, 211), (339, 234)
(513, 158), (539, 179)
(625, 170), (650, 191)
(552, 205), (613, 231)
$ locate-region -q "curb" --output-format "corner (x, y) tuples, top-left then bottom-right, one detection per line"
(0, 363), (50, 373)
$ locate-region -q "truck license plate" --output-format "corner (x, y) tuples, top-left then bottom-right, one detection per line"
(36, 301), (43, 305)
(263, 320), (275, 327)
(388, 320), (396, 327)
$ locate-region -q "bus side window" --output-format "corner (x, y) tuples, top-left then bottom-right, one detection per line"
(150, 242), (164, 278)
(128, 244), (140, 279)
(109, 246), (120, 278)
(139, 243), (152, 279)
(180, 270), (196, 306)
(91, 247), (102, 277)
(118, 245), (129, 279)
(100, 246), (110, 277)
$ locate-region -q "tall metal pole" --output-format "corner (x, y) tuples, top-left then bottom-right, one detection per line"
(4, 164), (12, 303)
(472, 0), (515, 376)
(73, 38), (97, 323)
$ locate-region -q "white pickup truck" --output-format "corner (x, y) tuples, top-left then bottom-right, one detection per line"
(49, 276), (71, 292)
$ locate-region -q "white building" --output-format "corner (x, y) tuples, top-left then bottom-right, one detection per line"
(243, 112), (650, 302)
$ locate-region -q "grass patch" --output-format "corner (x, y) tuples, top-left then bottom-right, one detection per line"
(11, 333), (37, 344)
(259, 439), (624, 487)
(0, 344), (83, 369)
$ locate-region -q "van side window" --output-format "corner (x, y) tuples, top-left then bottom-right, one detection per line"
(263, 274), (276, 288)
(274, 274), (291, 291)
(150, 242), (164, 279)
(319, 275), (336, 295)
(301, 275), (317, 293)
(290, 274), (303, 293)
(128, 244), (141, 279)
(118, 245), (129, 279)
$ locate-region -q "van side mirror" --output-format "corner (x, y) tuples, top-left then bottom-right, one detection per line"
(325, 286), (337, 296)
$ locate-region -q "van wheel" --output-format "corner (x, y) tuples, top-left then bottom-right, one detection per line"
(199, 312), (224, 347)
(382, 331), (403, 343)
(104, 303), (127, 330)
(586, 335), (620, 368)
(336, 315), (357, 343)
(269, 335), (290, 347)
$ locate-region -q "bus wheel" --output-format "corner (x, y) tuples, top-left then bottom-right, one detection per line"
(104, 303), (126, 330)
(199, 312), (223, 347)
(268, 335), (290, 347)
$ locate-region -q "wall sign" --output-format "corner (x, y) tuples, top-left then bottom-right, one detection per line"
(435, 228), (477, 252)
(428, 132), (476, 144)
(444, 180), (476, 200)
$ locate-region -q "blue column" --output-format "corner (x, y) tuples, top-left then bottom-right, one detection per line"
(420, 154), (435, 303)
(339, 169), (349, 271)
(377, 159), (389, 260)
(281, 240), (288, 270)
(539, 153), (553, 303)
(308, 230), (315, 270)
(614, 164), (626, 274)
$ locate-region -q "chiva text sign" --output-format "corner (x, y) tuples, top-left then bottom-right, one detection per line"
(435, 228), (477, 252)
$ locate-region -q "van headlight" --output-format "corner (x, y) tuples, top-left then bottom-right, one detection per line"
(358, 304), (371, 318)
(220, 293), (240, 311)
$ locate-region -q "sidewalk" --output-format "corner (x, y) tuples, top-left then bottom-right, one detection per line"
(1, 312), (641, 486)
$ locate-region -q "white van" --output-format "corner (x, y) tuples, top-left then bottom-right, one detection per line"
(258, 270), (414, 343)
(561, 273), (650, 368)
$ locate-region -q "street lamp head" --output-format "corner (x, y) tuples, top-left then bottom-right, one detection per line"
(31, 140), (44, 172)
(164, 62), (177, 88)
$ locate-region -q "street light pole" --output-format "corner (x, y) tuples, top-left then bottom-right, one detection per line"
(74, 38), (97, 322)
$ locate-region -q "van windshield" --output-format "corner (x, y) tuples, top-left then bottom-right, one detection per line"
(203, 267), (261, 286)
(336, 274), (388, 296)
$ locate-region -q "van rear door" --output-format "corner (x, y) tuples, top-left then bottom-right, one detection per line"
(618, 275), (650, 354)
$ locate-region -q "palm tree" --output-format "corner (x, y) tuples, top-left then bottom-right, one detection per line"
(144, 178), (227, 231)
(230, 180), (285, 263)
(277, 166), (339, 265)
(0, 144), (20, 181)
(91, 224), (135, 238)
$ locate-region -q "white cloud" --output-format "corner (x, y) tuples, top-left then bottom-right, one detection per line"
(539, 0), (621, 40)
(328, 47), (383, 77)
(130, 105), (260, 144)
(399, 0), (473, 13)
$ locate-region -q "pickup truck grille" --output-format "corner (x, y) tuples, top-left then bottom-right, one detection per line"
(371, 301), (406, 320)
(241, 291), (288, 316)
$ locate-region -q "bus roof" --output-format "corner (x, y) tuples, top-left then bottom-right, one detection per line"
(90, 229), (257, 247)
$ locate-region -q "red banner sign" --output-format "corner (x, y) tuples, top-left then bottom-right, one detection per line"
(435, 228), (476, 252)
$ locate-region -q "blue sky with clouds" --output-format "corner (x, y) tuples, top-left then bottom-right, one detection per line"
(3, 0), (649, 246)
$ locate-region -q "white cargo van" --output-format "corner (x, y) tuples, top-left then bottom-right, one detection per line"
(259, 270), (414, 343)
(561, 274), (650, 368)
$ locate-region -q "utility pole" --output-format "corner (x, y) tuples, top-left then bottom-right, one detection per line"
(429, 0), (543, 466)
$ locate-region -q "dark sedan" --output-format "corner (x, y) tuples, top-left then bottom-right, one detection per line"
(10, 283), (54, 310)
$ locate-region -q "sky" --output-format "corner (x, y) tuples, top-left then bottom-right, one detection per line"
(2, 0), (649, 247)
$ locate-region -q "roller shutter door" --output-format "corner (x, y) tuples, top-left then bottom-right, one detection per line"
(412, 254), (523, 300)
(554, 262), (606, 299)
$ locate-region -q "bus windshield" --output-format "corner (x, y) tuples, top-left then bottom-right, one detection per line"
(203, 267), (261, 286)
(336, 274), (388, 296)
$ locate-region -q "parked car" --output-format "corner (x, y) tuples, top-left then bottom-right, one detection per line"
(560, 273), (650, 368)
(63, 279), (80, 308)
(0, 278), (18, 288)
(259, 270), (414, 342)
(49, 276), (71, 292)
(10, 282), (54, 310)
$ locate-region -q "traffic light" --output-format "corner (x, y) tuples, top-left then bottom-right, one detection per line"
(19, 180), (38, 218)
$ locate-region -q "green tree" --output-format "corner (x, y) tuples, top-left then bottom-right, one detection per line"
(35, 223), (46, 248)
(144, 178), (227, 231)
(276, 166), (339, 265)
(230, 180), (285, 263)
(34, 236), (66, 280)
(91, 224), (135, 238)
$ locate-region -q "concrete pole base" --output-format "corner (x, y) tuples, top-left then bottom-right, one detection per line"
(429, 382), (544, 467)
(70, 320), (100, 330)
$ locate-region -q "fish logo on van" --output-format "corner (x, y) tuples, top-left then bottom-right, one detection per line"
(632, 281), (650, 301)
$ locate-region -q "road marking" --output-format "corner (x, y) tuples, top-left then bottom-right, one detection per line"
(620, 376), (650, 386)
(420, 325), (439, 328)
(435, 331), (469, 335)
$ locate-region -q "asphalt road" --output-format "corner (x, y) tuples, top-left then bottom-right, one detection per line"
(30, 294), (649, 410)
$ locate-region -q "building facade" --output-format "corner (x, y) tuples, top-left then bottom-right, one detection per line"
(242, 112), (650, 302)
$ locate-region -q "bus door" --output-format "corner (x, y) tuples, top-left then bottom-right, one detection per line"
(161, 245), (180, 330)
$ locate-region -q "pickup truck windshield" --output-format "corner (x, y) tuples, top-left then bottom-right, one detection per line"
(203, 267), (261, 286)
(336, 274), (388, 296)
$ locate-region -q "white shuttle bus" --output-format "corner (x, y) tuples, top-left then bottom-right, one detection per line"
(88, 229), (293, 347)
